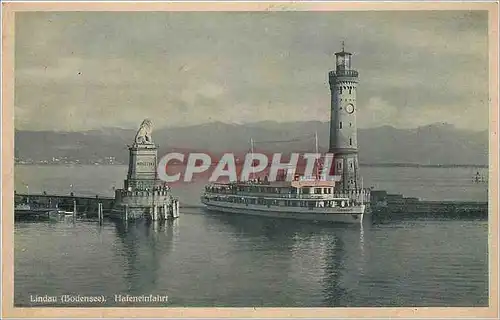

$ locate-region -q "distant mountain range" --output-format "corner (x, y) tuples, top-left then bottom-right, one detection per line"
(14, 121), (489, 166)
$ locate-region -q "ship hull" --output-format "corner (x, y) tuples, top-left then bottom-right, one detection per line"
(201, 200), (365, 223)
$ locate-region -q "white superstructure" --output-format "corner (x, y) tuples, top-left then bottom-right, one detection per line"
(201, 175), (368, 224)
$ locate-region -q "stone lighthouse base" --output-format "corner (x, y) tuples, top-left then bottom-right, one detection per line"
(112, 187), (180, 221)
(110, 119), (180, 221)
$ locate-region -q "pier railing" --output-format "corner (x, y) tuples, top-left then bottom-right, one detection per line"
(204, 188), (371, 201)
(15, 193), (115, 214)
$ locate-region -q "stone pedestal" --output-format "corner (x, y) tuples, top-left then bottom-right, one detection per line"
(112, 120), (179, 221)
(125, 143), (159, 191)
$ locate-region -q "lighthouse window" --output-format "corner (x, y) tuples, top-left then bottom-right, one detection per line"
(339, 87), (343, 94)
(349, 138), (352, 145)
(339, 122), (343, 129)
(349, 87), (352, 94)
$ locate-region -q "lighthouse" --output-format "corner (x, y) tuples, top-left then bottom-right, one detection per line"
(328, 44), (361, 192)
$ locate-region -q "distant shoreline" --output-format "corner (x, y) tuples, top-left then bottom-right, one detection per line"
(359, 163), (489, 169)
(14, 163), (489, 169)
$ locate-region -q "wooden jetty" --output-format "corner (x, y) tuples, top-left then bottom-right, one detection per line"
(14, 192), (182, 221)
(14, 192), (115, 220)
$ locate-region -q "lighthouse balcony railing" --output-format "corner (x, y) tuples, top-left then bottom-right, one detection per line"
(330, 70), (359, 77)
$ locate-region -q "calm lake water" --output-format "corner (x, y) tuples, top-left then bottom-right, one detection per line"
(14, 165), (489, 307)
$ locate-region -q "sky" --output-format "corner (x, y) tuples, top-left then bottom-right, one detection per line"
(14, 10), (489, 132)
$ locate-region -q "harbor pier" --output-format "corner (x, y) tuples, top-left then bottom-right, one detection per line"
(14, 191), (488, 221)
(14, 192), (115, 220)
(14, 120), (180, 222)
(111, 119), (179, 221)
(370, 190), (488, 219)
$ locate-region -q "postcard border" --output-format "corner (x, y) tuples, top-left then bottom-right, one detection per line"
(2, 1), (499, 318)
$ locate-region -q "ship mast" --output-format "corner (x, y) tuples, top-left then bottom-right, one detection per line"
(315, 132), (320, 179)
(250, 138), (255, 181)
(315, 131), (319, 154)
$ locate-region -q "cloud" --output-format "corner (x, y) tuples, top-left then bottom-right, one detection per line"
(14, 11), (489, 131)
(358, 97), (400, 128)
(359, 97), (488, 130)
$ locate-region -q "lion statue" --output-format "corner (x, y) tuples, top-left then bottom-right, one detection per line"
(134, 119), (154, 145)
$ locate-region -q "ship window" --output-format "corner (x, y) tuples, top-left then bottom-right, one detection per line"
(315, 188), (321, 194)
(339, 122), (343, 129)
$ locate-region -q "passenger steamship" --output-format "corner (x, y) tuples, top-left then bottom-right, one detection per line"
(202, 45), (371, 223)
(201, 172), (367, 224)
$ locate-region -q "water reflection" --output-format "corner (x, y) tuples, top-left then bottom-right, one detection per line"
(321, 233), (350, 306)
(113, 220), (177, 296)
(13, 209), (488, 307)
(359, 222), (365, 274)
(204, 210), (352, 237)
(203, 210), (373, 307)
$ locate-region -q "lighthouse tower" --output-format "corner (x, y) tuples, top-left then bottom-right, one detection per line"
(328, 44), (361, 192)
